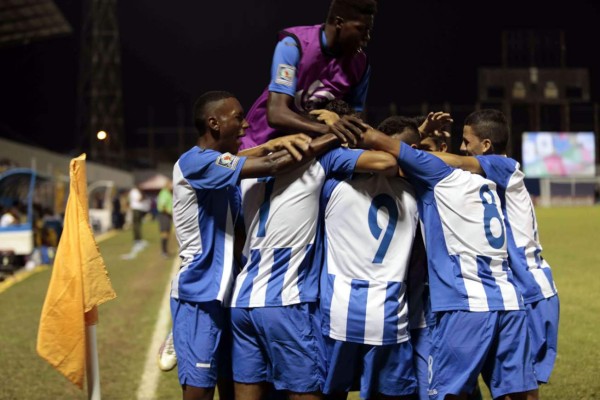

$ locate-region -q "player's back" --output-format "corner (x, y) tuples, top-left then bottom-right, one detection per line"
(397, 145), (523, 313)
(476, 155), (557, 303)
(319, 173), (419, 345)
(231, 147), (362, 308)
(426, 169), (522, 311)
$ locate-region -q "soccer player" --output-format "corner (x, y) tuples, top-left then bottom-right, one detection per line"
(355, 122), (538, 400)
(376, 116), (433, 400)
(171, 90), (318, 400)
(318, 120), (422, 399)
(431, 109), (559, 398)
(417, 130), (450, 153)
(414, 112), (452, 153)
(240, 0), (377, 149)
(229, 129), (398, 399)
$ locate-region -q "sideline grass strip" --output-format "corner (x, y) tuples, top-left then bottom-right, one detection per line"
(136, 256), (180, 400)
(0, 221), (176, 399)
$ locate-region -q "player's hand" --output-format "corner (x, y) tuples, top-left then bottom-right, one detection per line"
(356, 126), (380, 149)
(309, 109), (340, 126)
(329, 115), (367, 146)
(419, 111), (453, 136)
(265, 133), (312, 161)
(433, 129), (451, 138)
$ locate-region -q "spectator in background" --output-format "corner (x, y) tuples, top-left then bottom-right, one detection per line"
(112, 190), (124, 230)
(156, 180), (173, 258)
(128, 184), (150, 249)
(0, 204), (20, 227)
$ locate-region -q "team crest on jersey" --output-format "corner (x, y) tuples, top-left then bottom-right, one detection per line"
(275, 64), (295, 87)
(216, 152), (240, 170)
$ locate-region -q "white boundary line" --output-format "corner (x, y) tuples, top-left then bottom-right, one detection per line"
(136, 257), (179, 400)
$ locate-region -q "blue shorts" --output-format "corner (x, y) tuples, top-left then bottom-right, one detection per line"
(170, 299), (231, 388)
(410, 327), (431, 400)
(323, 337), (416, 399)
(231, 302), (325, 393)
(526, 295), (559, 383)
(428, 310), (538, 399)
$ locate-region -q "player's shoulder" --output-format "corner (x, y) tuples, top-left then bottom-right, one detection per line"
(177, 147), (229, 174)
(278, 24), (320, 45)
(178, 146), (217, 162)
(476, 154), (517, 171)
(279, 24), (320, 36)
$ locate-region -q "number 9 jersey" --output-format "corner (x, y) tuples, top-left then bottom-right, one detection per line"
(397, 145), (524, 313)
(318, 173), (419, 346)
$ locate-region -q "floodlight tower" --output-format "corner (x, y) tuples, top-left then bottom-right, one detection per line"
(77, 0), (124, 166)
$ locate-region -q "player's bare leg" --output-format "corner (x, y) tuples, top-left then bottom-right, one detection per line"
(288, 391), (323, 400)
(218, 378), (235, 400)
(182, 384), (215, 400)
(234, 381), (269, 400)
(324, 392), (347, 400)
(526, 388), (539, 400)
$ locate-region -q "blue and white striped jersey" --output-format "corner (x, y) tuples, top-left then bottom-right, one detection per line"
(476, 155), (557, 303)
(171, 147), (246, 304)
(231, 147), (363, 308)
(319, 173), (419, 345)
(398, 145), (524, 312)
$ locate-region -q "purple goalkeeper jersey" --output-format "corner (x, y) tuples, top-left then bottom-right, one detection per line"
(240, 24), (369, 149)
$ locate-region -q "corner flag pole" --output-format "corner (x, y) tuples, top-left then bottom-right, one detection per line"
(85, 323), (101, 400)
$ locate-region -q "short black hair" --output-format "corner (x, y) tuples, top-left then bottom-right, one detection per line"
(464, 109), (509, 155)
(327, 0), (377, 23)
(377, 116), (420, 146)
(413, 115), (426, 127)
(193, 91), (235, 135)
(307, 99), (358, 123)
(324, 99), (356, 117)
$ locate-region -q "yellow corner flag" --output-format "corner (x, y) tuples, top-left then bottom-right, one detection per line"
(37, 154), (117, 389)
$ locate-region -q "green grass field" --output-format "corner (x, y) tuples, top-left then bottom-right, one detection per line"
(0, 208), (599, 400)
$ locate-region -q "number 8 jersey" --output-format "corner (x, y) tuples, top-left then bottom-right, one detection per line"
(318, 173), (419, 345)
(397, 145), (524, 312)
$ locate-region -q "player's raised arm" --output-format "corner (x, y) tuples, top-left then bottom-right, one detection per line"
(429, 152), (484, 175)
(240, 148), (307, 179)
(359, 126), (455, 188)
(267, 92), (331, 136)
(268, 93), (364, 146)
(418, 111), (453, 137)
(354, 151), (398, 175)
(239, 133), (313, 161)
(360, 127), (403, 158)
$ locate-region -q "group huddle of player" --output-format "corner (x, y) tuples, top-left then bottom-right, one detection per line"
(167, 1), (559, 400)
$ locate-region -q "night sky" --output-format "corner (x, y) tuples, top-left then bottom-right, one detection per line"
(1, 0), (599, 156)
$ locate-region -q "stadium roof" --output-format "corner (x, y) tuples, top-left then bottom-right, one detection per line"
(0, 0), (72, 48)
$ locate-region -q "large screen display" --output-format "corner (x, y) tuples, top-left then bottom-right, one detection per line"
(522, 132), (596, 177)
